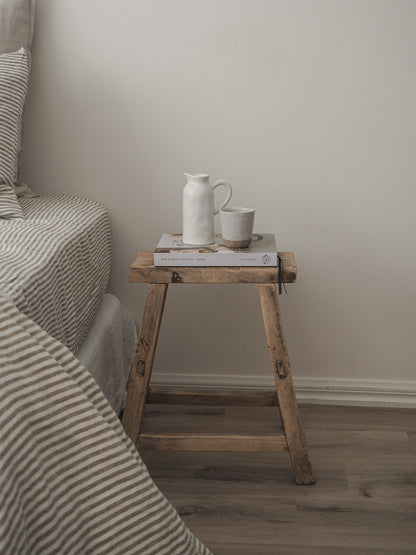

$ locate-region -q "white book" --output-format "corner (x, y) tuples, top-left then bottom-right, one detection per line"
(153, 233), (278, 267)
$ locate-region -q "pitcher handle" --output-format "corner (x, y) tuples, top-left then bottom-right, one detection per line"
(212, 180), (232, 215)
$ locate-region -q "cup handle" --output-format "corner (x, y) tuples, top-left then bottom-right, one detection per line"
(212, 180), (232, 215)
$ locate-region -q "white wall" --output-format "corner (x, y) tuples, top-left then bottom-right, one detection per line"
(22, 0), (416, 404)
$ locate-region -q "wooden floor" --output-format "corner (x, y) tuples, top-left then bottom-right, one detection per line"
(140, 403), (416, 554)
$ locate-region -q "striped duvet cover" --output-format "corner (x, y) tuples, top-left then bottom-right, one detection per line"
(0, 293), (210, 555)
(0, 193), (111, 352)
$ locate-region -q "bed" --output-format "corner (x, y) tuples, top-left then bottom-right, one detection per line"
(0, 191), (136, 413)
(0, 1), (210, 552)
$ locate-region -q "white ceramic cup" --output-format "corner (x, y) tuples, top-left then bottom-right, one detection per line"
(220, 206), (255, 248)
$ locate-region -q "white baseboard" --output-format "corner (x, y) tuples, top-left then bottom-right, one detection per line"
(150, 373), (416, 408)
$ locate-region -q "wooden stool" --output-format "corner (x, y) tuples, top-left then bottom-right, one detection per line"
(122, 251), (314, 485)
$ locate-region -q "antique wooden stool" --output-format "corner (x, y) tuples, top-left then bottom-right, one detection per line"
(122, 251), (314, 485)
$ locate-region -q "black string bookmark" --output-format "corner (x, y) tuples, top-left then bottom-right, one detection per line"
(277, 255), (287, 295)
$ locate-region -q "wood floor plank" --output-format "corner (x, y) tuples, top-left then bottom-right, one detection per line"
(169, 493), (415, 551)
(223, 406), (282, 433)
(147, 387), (278, 407)
(305, 429), (415, 469)
(142, 405), (225, 434)
(141, 451), (347, 499)
(140, 403), (416, 552)
(407, 431), (416, 443)
(208, 543), (415, 555)
(300, 404), (416, 432)
(347, 470), (416, 506)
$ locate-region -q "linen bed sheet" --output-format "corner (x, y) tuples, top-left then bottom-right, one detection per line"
(0, 192), (111, 352)
(76, 293), (137, 414)
(0, 293), (211, 555)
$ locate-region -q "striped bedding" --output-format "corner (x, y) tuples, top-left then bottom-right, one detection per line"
(0, 293), (210, 555)
(0, 193), (111, 352)
(0, 48), (29, 189)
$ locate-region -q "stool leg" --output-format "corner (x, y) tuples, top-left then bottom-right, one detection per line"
(122, 283), (168, 445)
(259, 284), (314, 485)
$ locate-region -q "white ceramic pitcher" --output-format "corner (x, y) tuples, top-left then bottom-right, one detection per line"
(182, 173), (232, 245)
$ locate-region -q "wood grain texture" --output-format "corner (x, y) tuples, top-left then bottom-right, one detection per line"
(141, 404), (416, 554)
(259, 284), (314, 485)
(122, 284), (168, 443)
(129, 251), (297, 284)
(138, 432), (288, 452)
(147, 387), (278, 407)
(126, 251), (313, 486)
(205, 543), (409, 554)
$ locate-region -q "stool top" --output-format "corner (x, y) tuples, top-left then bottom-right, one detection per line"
(129, 251), (297, 284)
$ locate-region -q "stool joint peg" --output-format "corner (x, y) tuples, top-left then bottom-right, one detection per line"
(275, 360), (287, 379)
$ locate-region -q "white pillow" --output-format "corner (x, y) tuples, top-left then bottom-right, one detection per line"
(0, 47), (28, 218)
